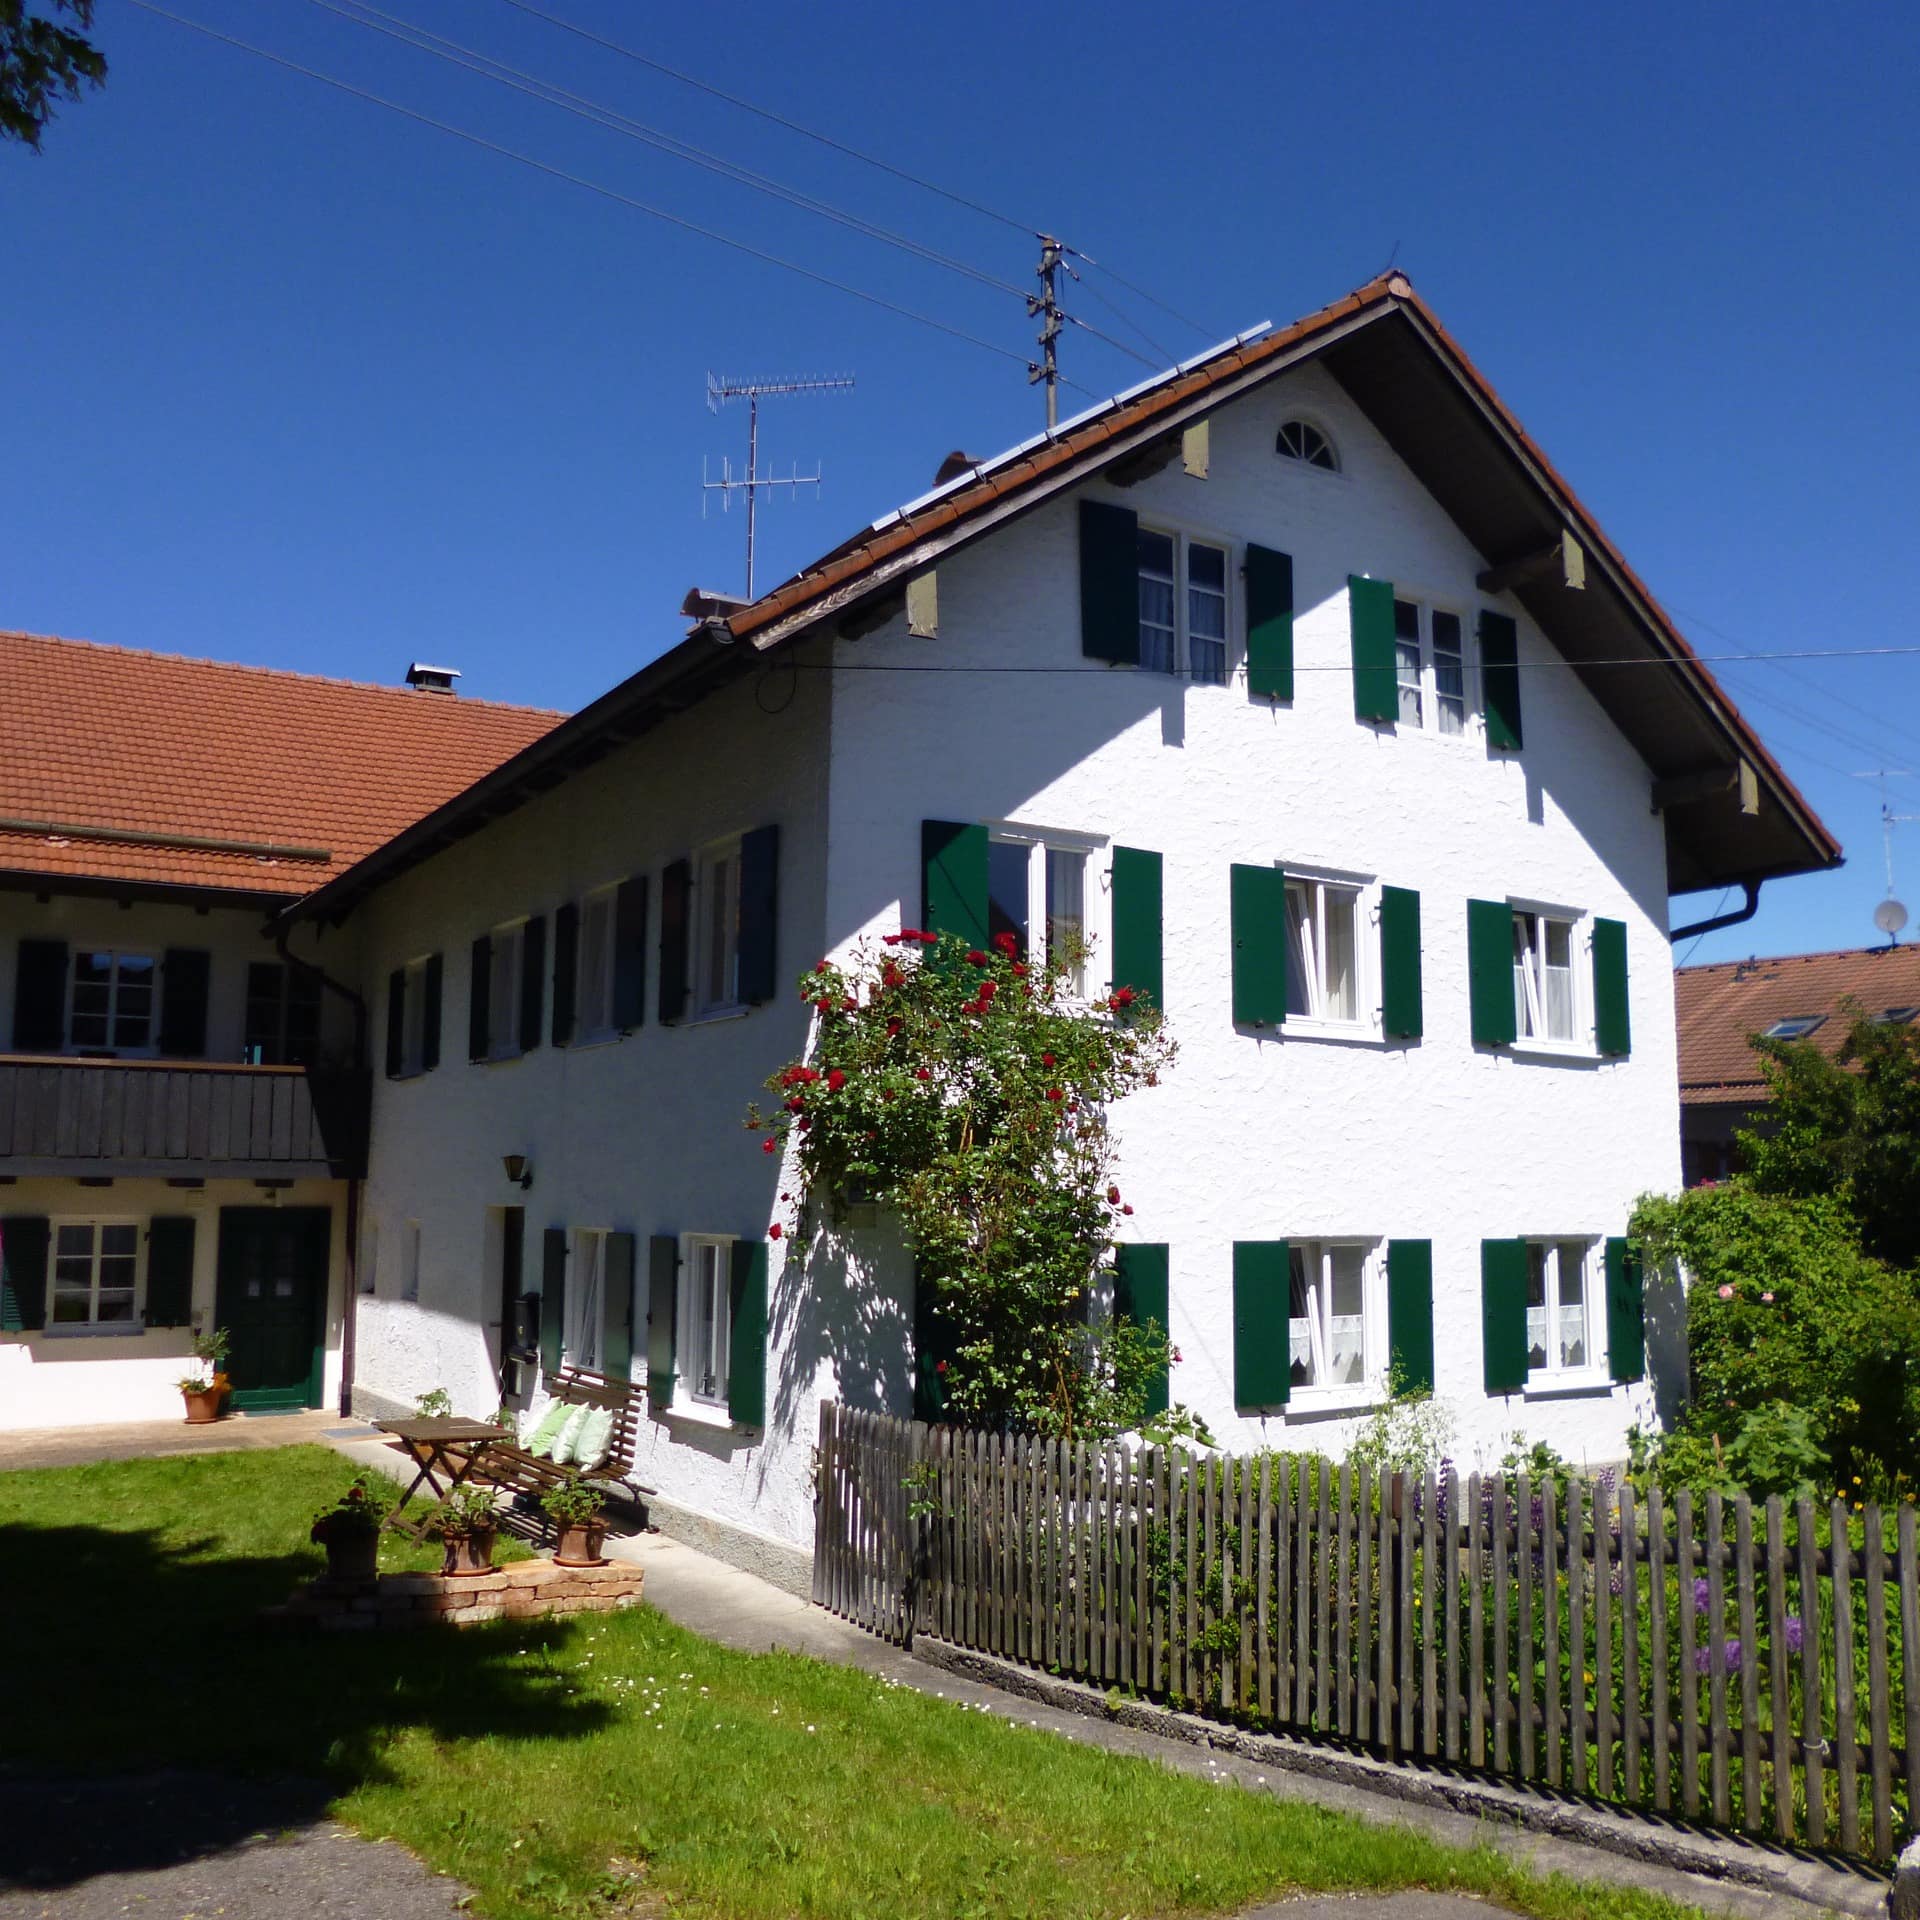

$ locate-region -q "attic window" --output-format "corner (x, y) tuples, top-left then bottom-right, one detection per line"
(1871, 1006), (1918, 1026)
(1277, 419), (1337, 471)
(1761, 1015), (1826, 1041)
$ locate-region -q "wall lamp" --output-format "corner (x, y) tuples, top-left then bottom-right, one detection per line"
(502, 1154), (533, 1191)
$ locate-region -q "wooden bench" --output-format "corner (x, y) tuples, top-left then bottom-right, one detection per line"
(450, 1363), (657, 1512)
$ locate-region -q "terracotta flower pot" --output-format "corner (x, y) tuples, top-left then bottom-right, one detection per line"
(182, 1384), (225, 1425)
(441, 1528), (498, 1578)
(554, 1519), (608, 1568)
(316, 1528), (380, 1585)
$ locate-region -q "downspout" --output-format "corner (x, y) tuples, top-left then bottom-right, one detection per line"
(271, 915), (371, 1417)
(1669, 879), (1763, 944)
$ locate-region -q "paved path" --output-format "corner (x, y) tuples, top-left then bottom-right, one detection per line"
(0, 1409), (355, 1472)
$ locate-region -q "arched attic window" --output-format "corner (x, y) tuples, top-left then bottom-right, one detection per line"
(1276, 419), (1338, 471)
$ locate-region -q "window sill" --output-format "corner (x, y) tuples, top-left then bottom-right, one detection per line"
(1506, 1040), (1598, 1067)
(39, 1322), (147, 1340)
(1285, 1385), (1387, 1420)
(665, 1396), (738, 1432)
(686, 1004), (750, 1027)
(479, 1047), (528, 1067)
(1277, 1017), (1386, 1048)
(1523, 1370), (1615, 1401)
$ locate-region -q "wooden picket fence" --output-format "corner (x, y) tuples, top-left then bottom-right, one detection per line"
(812, 1402), (1919, 1864)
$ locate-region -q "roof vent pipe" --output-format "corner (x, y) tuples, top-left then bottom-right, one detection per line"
(405, 662), (461, 695)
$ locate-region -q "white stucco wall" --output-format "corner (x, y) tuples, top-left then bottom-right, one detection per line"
(818, 362), (1679, 1480)
(342, 358), (1687, 1552)
(0, 1175), (348, 1430)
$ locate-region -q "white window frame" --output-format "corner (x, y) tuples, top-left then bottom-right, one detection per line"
(1136, 524), (1233, 686)
(677, 1232), (736, 1418)
(399, 956), (431, 1077)
(486, 919), (527, 1060)
(568, 1227), (607, 1370)
(1282, 870), (1372, 1036)
(1510, 902), (1586, 1053)
(1286, 1237), (1386, 1408)
(400, 1219), (421, 1303)
(985, 826), (1107, 998)
(577, 884), (621, 1043)
(1275, 416), (1340, 473)
(1390, 594), (1475, 739)
(66, 947), (159, 1056)
(1524, 1237), (1606, 1389)
(693, 837), (744, 1018)
(48, 1217), (144, 1331)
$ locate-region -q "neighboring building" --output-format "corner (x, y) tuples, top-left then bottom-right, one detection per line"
(0, 634), (558, 1429)
(250, 272), (1834, 1571)
(1675, 944), (1920, 1184)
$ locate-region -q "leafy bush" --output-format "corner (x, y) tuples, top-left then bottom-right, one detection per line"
(1632, 1183), (1920, 1497)
(1348, 1375), (1455, 1481)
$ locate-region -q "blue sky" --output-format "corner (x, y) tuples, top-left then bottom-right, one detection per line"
(6, 0), (1918, 964)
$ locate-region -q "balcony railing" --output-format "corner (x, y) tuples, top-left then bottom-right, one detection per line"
(0, 1055), (369, 1179)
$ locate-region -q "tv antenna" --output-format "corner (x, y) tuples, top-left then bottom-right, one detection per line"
(703, 372), (854, 598)
(1855, 771), (1918, 944)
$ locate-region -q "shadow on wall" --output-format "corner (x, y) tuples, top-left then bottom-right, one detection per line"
(768, 1213), (912, 1447)
(1645, 1259), (1690, 1434)
(0, 1518), (609, 1893)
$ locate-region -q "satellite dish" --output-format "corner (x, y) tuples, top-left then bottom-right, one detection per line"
(1874, 897), (1909, 938)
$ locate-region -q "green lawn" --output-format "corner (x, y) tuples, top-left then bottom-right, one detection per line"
(0, 1447), (1713, 1920)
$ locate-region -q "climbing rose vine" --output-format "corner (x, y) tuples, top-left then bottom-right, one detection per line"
(747, 927), (1178, 1438)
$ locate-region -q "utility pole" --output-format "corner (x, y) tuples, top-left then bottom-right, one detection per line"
(1028, 234), (1063, 428)
(703, 373), (854, 598)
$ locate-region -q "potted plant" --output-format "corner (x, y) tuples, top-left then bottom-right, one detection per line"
(423, 1485), (500, 1577)
(541, 1473), (609, 1567)
(310, 1471), (392, 1583)
(177, 1327), (231, 1425)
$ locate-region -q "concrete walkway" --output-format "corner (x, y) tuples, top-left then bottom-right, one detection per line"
(0, 1408), (354, 1472)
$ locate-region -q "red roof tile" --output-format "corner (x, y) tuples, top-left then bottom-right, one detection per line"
(1674, 944), (1920, 1102)
(0, 631), (563, 897)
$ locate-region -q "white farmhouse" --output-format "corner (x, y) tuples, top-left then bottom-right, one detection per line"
(3, 275), (1837, 1584)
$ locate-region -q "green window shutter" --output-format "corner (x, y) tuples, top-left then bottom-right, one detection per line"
(1379, 885), (1423, 1040)
(1605, 1236), (1645, 1383)
(1467, 899), (1518, 1046)
(518, 916), (546, 1054)
(728, 1238), (769, 1427)
(384, 969), (405, 1079)
(144, 1216), (197, 1328)
(12, 939), (68, 1052)
(646, 1234), (678, 1411)
(468, 935), (492, 1061)
(1078, 498), (1140, 664)
(1479, 612), (1523, 749)
(1232, 1240), (1291, 1409)
(421, 953), (443, 1072)
(658, 859), (691, 1024)
(1244, 544), (1294, 700)
(1, 1216), (51, 1333)
(1592, 918), (1631, 1056)
(602, 1231), (636, 1378)
(1481, 1238), (1529, 1395)
(540, 1226), (566, 1376)
(737, 824), (780, 1005)
(912, 1261), (956, 1420)
(1114, 1242), (1170, 1419)
(612, 875), (649, 1029)
(158, 949), (211, 1058)
(1386, 1239), (1434, 1395)
(921, 819), (989, 947)
(1348, 574), (1398, 724)
(1110, 845), (1164, 1011)
(1230, 863), (1288, 1028)
(551, 902), (579, 1047)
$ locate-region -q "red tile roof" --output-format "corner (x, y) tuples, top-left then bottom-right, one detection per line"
(0, 631), (563, 897)
(1674, 944), (1920, 1103)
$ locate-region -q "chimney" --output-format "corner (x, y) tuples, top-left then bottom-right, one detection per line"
(405, 662), (461, 696)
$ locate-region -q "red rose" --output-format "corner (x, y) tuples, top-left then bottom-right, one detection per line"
(1122, 1204), (1134, 1216)
(965, 949), (987, 966)
(826, 1068), (847, 1092)
(917, 931), (938, 944)
(1107, 1186), (1120, 1204)
(978, 980), (997, 1000)
(1109, 986), (1137, 1010)
(762, 1137), (777, 1154)
(916, 1067), (932, 1081)
(843, 996), (858, 1011)
(1011, 963), (1029, 978)
(1041, 1052), (1055, 1067)
(881, 933), (901, 946)
(935, 1359), (948, 1375)
(780, 1192), (791, 1201)
(815, 960), (830, 975)
(992, 930), (1018, 956)
(886, 1019), (902, 1038)
(785, 1096), (806, 1113)
(1046, 1088), (1063, 1102)
(769, 1222), (783, 1240)
(814, 996), (832, 1012)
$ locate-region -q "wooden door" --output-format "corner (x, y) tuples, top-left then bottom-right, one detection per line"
(216, 1206), (330, 1411)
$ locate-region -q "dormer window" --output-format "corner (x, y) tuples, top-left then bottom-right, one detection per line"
(1277, 419), (1337, 471)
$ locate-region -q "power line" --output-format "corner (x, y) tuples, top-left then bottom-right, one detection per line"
(492, 0), (1040, 239)
(1063, 268), (1175, 366)
(126, 0), (1080, 386)
(1066, 249), (1222, 343)
(305, 0), (1034, 305)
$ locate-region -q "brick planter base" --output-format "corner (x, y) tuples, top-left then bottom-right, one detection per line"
(263, 1557), (644, 1632)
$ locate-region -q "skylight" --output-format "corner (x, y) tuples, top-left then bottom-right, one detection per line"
(1761, 1015), (1826, 1040)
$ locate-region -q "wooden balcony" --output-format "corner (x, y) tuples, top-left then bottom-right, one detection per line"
(0, 1055), (369, 1180)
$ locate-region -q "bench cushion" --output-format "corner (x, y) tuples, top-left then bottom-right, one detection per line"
(521, 1402), (571, 1453)
(566, 1405), (615, 1470)
(543, 1404), (590, 1461)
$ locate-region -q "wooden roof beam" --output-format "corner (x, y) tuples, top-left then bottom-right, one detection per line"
(1477, 528), (1586, 595)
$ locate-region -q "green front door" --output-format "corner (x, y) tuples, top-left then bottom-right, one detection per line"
(216, 1207), (330, 1412)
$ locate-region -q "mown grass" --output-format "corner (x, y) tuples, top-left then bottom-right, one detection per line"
(0, 1446), (1715, 1920)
